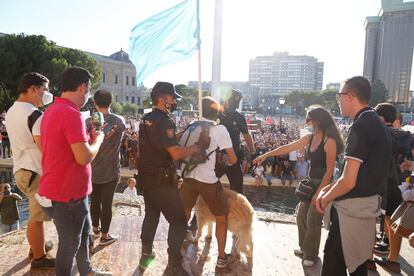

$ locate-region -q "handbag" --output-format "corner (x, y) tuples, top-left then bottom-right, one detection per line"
(295, 177), (318, 202)
(390, 201), (414, 238)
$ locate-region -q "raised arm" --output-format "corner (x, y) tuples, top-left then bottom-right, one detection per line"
(253, 134), (311, 164)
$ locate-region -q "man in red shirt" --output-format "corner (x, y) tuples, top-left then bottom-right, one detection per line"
(39, 67), (108, 275)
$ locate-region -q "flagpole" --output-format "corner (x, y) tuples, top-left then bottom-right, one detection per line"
(198, 49), (203, 119)
(211, 0), (223, 102)
(196, 0), (202, 119)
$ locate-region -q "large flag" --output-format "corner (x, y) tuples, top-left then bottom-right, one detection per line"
(129, 0), (200, 85)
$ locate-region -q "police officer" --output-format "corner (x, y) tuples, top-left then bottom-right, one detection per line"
(137, 82), (206, 275)
(216, 89), (255, 194)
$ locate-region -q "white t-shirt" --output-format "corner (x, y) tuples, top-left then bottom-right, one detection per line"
(123, 187), (138, 197)
(5, 102), (42, 175)
(289, 150), (298, 161)
(255, 165), (264, 177)
(185, 118), (233, 184)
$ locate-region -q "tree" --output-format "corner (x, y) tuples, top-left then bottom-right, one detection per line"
(142, 97), (152, 108)
(370, 79), (389, 107)
(111, 101), (123, 114)
(122, 103), (138, 115)
(0, 34), (101, 111)
(320, 89), (340, 115)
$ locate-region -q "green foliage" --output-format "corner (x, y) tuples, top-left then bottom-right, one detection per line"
(370, 79), (389, 107)
(142, 97), (152, 108)
(0, 33), (101, 111)
(111, 101), (123, 114)
(122, 102), (138, 115)
(285, 89), (340, 116)
(175, 84), (208, 110)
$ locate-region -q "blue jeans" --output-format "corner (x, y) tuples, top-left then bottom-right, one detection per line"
(51, 197), (92, 276)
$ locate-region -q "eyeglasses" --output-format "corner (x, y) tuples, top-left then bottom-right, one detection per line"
(336, 92), (348, 100)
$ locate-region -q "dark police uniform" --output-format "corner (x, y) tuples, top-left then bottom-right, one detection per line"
(216, 111), (249, 194)
(137, 108), (187, 262)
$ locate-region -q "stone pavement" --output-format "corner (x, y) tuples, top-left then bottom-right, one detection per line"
(0, 201), (413, 276)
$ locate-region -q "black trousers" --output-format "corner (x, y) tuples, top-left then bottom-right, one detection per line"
(90, 177), (119, 234)
(216, 160), (243, 194)
(2, 141), (11, 158)
(140, 173), (187, 261)
(321, 207), (368, 276)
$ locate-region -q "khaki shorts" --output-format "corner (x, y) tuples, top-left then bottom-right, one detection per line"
(180, 178), (228, 216)
(15, 169), (50, 222)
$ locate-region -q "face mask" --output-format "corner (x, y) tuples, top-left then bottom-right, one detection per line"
(165, 101), (177, 113)
(306, 125), (315, 134)
(42, 91), (54, 106)
(82, 91), (91, 108)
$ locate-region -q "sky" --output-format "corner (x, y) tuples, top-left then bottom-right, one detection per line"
(0, 0), (385, 88)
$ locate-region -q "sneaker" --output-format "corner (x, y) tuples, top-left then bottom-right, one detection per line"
(373, 242), (389, 255)
(30, 254), (55, 270)
(374, 256), (401, 273)
(302, 259), (315, 267)
(293, 249), (303, 256)
(28, 241), (54, 259)
(139, 249), (156, 272)
(367, 260), (377, 271)
(92, 227), (101, 238)
(376, 232), (384, 242)
(99, 234), (118, 246)
(216, 254), (233, 269)
(163, 260), (190, 276)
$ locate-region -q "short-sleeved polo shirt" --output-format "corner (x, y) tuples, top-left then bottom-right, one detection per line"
(39, 97), (91, 203)
(337, 107), (392, 201)
(137, 108), (179, 169)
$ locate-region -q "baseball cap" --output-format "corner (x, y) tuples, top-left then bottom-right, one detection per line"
(151, 82), (182, 100)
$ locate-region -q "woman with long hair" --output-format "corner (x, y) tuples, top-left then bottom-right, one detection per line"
(254, 105), (344, 266)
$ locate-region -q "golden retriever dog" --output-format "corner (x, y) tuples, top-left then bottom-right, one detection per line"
(193, 188), (254, 258)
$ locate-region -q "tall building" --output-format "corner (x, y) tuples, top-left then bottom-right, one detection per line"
(248, 52), (324, 101)
(363, 0), (414, 104)
(86, 49), (142, 105)
(187, 81), (255, 104)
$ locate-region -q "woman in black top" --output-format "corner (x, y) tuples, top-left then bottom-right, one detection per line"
(254, 105), (344, 267)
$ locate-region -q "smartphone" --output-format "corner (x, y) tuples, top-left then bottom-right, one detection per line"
(102, 124), (113, 135)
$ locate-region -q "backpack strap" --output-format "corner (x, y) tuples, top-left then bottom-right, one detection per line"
(27, 110), (43, 135)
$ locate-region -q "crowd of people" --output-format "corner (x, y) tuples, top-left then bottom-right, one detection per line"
(0, 69), (413, 276)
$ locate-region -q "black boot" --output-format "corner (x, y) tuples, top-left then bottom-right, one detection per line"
(139, 244), (156, 272)
(163, 257), (190, 276)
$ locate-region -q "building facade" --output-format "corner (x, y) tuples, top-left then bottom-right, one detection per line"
(363, 0), (414, 104)
(248, 52), (324, 101)
(87, 50), (142, 105)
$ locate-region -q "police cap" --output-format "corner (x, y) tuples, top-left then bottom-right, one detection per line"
(151, 82), (182, 102)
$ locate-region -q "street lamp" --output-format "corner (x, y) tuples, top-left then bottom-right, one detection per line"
(279, 97), (285, 128)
